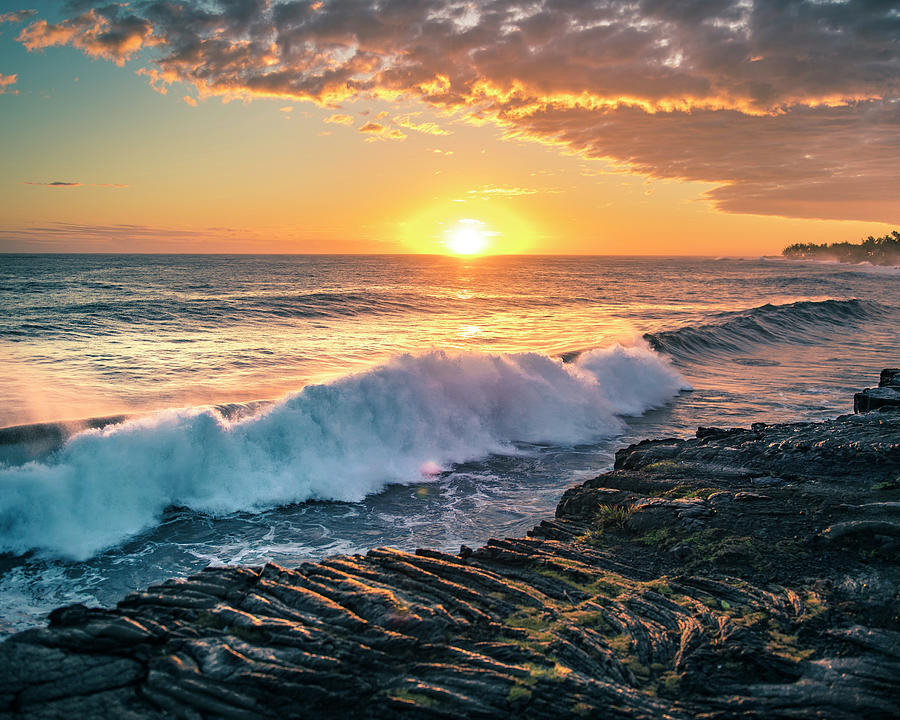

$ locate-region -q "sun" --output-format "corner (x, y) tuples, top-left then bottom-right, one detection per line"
(446, 219), (490, 255)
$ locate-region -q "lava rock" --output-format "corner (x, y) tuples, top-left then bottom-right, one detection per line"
(854, 385), (900, 413)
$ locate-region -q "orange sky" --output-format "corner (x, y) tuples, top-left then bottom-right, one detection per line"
(1, 2), (897, 255)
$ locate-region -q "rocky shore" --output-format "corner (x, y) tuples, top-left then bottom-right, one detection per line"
(1, 374), (898, 719)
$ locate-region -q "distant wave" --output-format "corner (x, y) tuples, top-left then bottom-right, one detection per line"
(774, 256), (900, 272)
(829, 262), (900, 276)
(0, 290), (593, 339)
(644, 298), (887, 360)
(0, 345), (688, 560)
(0, 291), (426, 338)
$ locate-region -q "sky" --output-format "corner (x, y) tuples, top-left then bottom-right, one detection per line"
(0, 0), (898, 255)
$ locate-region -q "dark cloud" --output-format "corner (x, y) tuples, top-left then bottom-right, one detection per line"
(15, 0), (900, 222)
(18, 7), (153, 64)
(24, 181), (129, 188)
(506, 101), (900, 223)
(24, 180), (81, 186)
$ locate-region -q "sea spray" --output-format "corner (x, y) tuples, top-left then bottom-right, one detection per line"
(0, 345), (688, 560)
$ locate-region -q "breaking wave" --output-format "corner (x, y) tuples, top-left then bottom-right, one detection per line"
(644, 299), (886, 360)
(0, 345), (687, 560)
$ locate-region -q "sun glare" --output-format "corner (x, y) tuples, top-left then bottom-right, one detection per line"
(398, 204), (536, 254)
(447, 219), (490, 255)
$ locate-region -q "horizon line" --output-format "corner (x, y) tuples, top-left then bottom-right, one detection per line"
(0, 251), (781, 258)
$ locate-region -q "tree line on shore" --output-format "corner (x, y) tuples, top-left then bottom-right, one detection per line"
(782, 230), (900, 265)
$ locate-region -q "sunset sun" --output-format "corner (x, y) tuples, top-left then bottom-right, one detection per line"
(446, 219), (491, 255)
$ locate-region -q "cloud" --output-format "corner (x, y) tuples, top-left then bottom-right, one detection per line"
(324, 112), (354, 125)
(358, 121), (406, 141)
(508, 101), (900, 222)
(0, 10), (36, 24)
(14, 0), (900, 223)
(24, 181), (128, 188)
(467, 185), (562, 198)
(24, 181), (81, 187)
(0, 73), (17, 94)
(393, 114), (451, 135)
(17, 8), (153, 65)
(183, 95), (197, 106)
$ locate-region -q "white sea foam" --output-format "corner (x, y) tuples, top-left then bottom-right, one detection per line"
(0, 346), (688, 560)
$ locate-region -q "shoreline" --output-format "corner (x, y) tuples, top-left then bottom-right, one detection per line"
(1, 374), (898, 718)
(782, 256), (900, 269)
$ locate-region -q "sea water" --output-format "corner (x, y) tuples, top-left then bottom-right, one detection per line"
(0, 254), (897, 634)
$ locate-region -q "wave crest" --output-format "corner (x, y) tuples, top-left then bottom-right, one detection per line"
(644, 299), (885, 360)
(0, 345), (687, 560)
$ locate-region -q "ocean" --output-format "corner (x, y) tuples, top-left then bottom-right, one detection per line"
(0, 254), (897, 635)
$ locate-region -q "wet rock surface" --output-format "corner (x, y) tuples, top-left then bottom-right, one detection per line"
(854, 367), (900, 413)
(2, 390), (899, 718)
